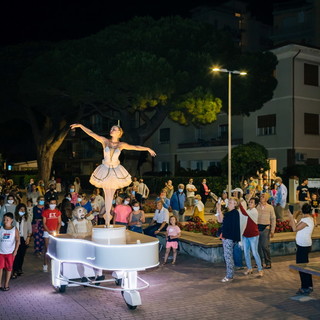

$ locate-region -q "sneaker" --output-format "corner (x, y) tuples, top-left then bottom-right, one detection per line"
(43, 265), (48, 272)
(296, 288), (311, 295)
(221, 277), (233, 283)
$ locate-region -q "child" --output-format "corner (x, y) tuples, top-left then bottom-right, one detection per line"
(42, 199), (62, 272)
(0, 212), (20, 291)
(163, 216), (181, 266)
(310, 193), (319, 227)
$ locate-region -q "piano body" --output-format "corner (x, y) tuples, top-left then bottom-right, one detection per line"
(47, 225), (159, 309)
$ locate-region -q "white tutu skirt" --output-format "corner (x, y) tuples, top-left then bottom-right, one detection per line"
(89, 164), (132, 189)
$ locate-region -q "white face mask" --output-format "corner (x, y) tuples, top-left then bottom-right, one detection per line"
(18, 211), (25, 216)
(66, 197), (71, 201)
(49, 204), (56, 210)
(194, 200), (199, 204)
(124, 200), (130, 205)
(8, 199), (14, 204)
(77, 198), (82, 202)
(178, 189), (183, 193)
(133, 206), (140, 211)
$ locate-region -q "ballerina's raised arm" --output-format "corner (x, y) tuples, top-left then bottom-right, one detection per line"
(70, 123), (108, 146)
(120, 142), (156, 157)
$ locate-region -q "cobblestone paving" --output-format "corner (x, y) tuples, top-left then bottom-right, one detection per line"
(1, 246), (319, 320)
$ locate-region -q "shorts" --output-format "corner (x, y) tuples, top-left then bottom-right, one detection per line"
(0, 253), (14, 271)
(166, 241), (178, 249)
(43, 231), (50, 238)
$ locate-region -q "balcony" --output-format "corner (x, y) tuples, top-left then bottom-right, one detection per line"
(178, 138), (243, 149)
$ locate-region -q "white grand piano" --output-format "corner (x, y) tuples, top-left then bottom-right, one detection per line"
(47, 225), (159, 309)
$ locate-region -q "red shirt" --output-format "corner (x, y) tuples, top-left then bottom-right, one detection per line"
(239, 205), (259, 238)
(42, 208), (61, 232)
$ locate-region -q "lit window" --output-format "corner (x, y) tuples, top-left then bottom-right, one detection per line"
(257, 114), (276, 136)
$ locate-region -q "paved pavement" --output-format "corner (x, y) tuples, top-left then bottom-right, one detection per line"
(1, 241), (320, 320)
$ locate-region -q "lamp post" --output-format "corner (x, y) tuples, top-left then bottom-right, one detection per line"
(212, 68), (247, 196)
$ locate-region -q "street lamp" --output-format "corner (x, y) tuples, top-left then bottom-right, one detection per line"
(212, 68), (247, 196)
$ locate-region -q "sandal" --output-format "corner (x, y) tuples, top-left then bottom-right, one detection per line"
(3, 287), (10, 291)
(11, 273), (18, 279)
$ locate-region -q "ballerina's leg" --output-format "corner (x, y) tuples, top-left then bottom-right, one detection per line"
(102, 188), (116, 226)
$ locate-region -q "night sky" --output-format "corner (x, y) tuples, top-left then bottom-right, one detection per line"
(1, 0), (282, 46)
(0, 0), (285, 162)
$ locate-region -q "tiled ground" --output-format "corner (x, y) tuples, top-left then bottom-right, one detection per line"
(1, 244), (320, 320)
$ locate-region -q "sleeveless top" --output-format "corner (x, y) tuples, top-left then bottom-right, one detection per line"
(131, 212), (142, 226)
(102, 146), (121, 167)
(0, 226), (16, 254)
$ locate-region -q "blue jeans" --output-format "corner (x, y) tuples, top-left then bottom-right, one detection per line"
(233, 242), (244, 267)
(243, 235), (263, 271)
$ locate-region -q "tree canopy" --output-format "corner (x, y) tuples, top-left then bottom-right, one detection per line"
(0, 16), (278, 180)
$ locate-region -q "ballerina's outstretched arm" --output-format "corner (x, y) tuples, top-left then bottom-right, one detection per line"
(70, 124), (108, 146)
(120, 142), (156, 157)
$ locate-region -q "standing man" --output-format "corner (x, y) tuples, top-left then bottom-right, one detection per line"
(136, 179), (149, 205)
(170, 184), (186, 222)
(296, 178), (311, 210)
(257, 193), (276, 269)
(186, 178), (197, 211)
(274, 177), (287, 221)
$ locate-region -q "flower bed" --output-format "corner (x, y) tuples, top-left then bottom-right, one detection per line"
(275, 219), (293, 233)
(180, 217), (293, 237)
(180, 217), (221, 237)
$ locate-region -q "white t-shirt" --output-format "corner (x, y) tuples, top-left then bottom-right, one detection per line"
(186, 183), (196, 198)
(153, 208), (169, 224)
(296, 216), (314, 247)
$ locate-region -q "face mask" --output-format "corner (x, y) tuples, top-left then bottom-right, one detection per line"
(178, 189), (183, 193)
(18, 211), (25, 216)
(49, 204), (56, 210)
(70, 188), (75, 193)
(264, 186), (268, 190)
(276, 182), (280, 186)
(41, 184), (45, 186)
(194, 200), (198, 204)
(112, 199), (116, 204)
(66, 197), (71, 201)
(124, 200), (130, 205)
(77, 198), (82, 202)
(39, 200), (45, 205)
(133, 206), (140, 211)
(131, 191), (136, 195)
(8, 200), (14, 204)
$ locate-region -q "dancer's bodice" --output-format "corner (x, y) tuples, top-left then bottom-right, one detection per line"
(102, 146), (121, 167)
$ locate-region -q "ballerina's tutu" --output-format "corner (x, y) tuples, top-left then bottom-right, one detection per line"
(89, 163), (132, 189)
(89, 146), (132, 189)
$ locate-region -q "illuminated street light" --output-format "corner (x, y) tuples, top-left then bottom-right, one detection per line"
(212, 67), (247, 196)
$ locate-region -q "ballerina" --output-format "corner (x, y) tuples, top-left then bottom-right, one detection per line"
(70, 123), (156, 227)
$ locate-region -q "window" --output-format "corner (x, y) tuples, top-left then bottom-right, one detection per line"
(160, 162), (170, 172)
(219, 124), (228, 139)
(159, 128), (170, 143)
(257, 114), (276, 136)
(304, 63), (319, 86)
(304, 113), (319, 135)
(195, 127), (202, 141)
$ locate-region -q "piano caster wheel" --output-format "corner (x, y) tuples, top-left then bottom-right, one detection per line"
(59, 285), (66, 293)
(121, 291), (137, 310)
(115, 278), (122, 286)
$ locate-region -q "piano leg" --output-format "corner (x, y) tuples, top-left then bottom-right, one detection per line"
(51, 259), (68, 292)
(121, 271), (141, 309)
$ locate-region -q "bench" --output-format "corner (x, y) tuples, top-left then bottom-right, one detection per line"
(289, 262), (320, 277)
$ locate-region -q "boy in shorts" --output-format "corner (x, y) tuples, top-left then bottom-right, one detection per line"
(42, 199), (62, 272)
(0, 212), (20, 291)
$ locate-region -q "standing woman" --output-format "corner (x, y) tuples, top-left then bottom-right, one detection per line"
(199, 179), (211, 205)
(13, 204), (32, 278)
(289, 203), (315, 295)
(74, 177), (81, 194)
(32, 196), (45, 256)
(216, 197), (241, 282)
(70, 123), (156, 226)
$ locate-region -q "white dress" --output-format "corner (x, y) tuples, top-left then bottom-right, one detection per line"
(89, 147), (132, 189)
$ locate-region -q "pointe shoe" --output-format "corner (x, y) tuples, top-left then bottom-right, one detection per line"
(244, 269), (253, 275)
(257, 270), (264, 277)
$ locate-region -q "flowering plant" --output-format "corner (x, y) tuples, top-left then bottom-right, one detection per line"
(275, 219), (293, 233)
(142, 200), (157, 213)
(179, 217), (221, 237)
